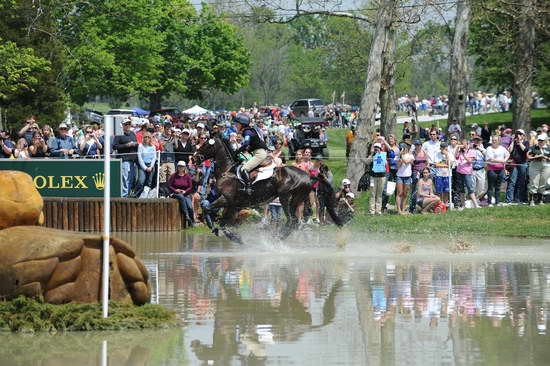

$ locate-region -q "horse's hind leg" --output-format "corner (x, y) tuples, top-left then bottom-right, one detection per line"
(280, 190), (308, 240)
(220, 207), (243, 245)
(205, 196), (229, 236)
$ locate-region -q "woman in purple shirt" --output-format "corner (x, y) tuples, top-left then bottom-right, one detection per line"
(169, 160), (195, 227)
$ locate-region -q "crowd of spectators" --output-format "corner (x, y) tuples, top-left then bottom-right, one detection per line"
(356, 119), (550, 215)
(1, 106), (548, 226)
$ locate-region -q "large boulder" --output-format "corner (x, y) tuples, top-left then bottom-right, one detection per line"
(0, 226), (150, 305)
(0, 171), (44, 229)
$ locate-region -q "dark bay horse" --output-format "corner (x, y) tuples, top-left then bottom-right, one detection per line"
(194, 137), (342, 243)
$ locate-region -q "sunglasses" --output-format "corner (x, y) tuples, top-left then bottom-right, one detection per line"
(430, 133), (437, 136)
(199, 137), (207, 140)
(59, 128), (68, 130)
(451, 138), (457, 140)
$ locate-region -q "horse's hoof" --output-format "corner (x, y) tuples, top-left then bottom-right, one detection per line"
(212, 228), (220, 236)
(222, 229), (243, 245)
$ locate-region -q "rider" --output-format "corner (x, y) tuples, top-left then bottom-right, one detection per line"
(235, 114), (268, 188)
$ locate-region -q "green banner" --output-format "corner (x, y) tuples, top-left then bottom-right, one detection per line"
(0, 159), (122, 197)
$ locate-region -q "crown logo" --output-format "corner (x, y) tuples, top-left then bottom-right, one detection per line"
(93, 173), (105, 190)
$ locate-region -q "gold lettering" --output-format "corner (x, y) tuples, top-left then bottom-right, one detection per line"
(48, 176), (60, 188)
(74, 176), (88, 189)
(34, 176), (47, 189)
(60, 176), (72, 189)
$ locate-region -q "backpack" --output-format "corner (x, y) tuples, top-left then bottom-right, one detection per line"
(433, 201), (447, 213)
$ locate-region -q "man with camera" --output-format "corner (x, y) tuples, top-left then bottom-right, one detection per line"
(506, 129), (529, 204)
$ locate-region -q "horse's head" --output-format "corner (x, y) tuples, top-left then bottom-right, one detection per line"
(194, 137), (218, 165)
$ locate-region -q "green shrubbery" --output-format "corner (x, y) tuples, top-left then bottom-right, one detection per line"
(0, 296), (176, 333)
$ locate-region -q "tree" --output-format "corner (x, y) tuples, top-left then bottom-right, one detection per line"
(0, 0), (67, 126)
(62, 0), (250, 110)
(0, 39), (50, 101)
(447, 0), (471, 136)
(470, 0), (549, 131)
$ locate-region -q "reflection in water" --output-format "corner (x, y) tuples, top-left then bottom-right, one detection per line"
(2, 233), (550, 366)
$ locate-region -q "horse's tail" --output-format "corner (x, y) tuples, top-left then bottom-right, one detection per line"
(311, 174), (343, 227)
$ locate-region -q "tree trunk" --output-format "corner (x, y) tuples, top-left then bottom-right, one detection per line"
(379, 27), (397, 138)
(149, 92), (162, 112)
(346, 0), (394, 191)
(511, 0), (535, 131)
(447, 0), (470, 137)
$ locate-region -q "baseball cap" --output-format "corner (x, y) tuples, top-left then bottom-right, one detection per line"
(177, 160), (186, 167)
(342, 178), (351, 186)
(516, 129), (525, 135)
(346, 192), (355, 199)
(440, 141), (449, 148)
(182, 128), (190, 134)
(197, 122), (205, 128)
(58, 123), (68, 129)
(537, 133), (548, 140)
(373, 143), (382, 149)
(413, 139), (422, 145)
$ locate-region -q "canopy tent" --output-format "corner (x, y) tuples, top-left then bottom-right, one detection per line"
(182, 105), (208, 115)
(131, 107), (150, 116)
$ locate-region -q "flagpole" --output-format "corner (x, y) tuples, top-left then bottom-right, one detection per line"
(102, 115), (113, 318)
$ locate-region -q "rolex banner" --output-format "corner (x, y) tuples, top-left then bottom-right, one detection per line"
(0, 159), (122, 197)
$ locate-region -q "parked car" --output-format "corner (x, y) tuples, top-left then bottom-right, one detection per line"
(290, 99), (325, 117)
(83, 109), (103, 124)
(151, 107), (182, 122)
(106, 109), (137, 117)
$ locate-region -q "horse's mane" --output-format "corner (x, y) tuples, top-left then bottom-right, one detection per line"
(217, 136), (236, 163)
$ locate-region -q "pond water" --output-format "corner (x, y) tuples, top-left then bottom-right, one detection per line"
(2, 230), (550, 366)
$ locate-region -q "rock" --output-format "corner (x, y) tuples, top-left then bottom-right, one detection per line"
(0, 171), (44, 229)
(0, 226), (150, 305)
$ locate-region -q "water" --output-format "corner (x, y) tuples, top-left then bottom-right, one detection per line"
(2, 230), (550, 366)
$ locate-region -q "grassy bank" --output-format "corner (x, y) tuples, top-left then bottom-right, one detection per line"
(0, 296), (177, 333)
(350, 204), (550, 238)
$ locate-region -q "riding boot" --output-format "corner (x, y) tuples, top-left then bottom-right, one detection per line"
(240, 167), (253, 195)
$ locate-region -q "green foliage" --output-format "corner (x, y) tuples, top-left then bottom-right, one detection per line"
(0, 39), (50, 100)
(0, 296), (176, 333)
(0, 0), (67, 126)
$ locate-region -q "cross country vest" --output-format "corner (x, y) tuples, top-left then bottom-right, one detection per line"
(372, 152), (387, 173)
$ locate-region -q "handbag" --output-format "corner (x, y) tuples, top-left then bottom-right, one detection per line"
(385, 181), (396, 196)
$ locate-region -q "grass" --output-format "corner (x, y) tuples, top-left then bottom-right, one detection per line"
(0, 296), (177, 333)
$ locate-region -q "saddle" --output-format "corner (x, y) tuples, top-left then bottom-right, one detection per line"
(234, 162), (276, 185)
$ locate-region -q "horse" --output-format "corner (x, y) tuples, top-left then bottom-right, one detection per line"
(194, 136), (342, 244)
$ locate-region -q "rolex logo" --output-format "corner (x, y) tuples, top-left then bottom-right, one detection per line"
(93, 173), (105, 190)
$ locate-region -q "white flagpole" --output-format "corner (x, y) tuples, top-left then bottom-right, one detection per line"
(102, 115), (113, 318)
(156, 150), (161, 198)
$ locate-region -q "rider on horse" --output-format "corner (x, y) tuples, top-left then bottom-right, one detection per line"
(235, 114), (268, 189)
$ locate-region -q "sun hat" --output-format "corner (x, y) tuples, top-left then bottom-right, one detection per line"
(537, 133), (548, 140)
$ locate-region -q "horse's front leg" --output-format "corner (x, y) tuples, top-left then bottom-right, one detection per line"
(219, 207), (243, 245)
(205, 196), (229, 236)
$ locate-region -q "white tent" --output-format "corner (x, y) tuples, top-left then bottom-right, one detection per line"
(182, 105), (208, 115)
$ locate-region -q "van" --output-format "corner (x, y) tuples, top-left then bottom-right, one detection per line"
(290, 99), (325, 117)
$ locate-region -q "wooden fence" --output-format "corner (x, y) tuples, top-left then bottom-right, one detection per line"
(43, 197), (183, 232)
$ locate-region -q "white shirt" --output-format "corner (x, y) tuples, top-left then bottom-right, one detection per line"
(486, 145), (509, 168)
(397, 153), (414, 177)
(434, 151), (454, 177)
(422, 139), (441, 164)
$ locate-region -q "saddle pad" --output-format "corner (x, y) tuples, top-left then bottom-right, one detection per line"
(253, 163), (276, 184)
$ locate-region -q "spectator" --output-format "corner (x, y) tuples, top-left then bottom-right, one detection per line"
(382, 135), (399, 212)
(506, 129), (529, 204)
(158, 125), (177, 184)
(175, 129), (195, 165)
(455, 138), (479, 208)
(485, 135), (510, 206)
(136, 132), (157, 198)
(527, 133), (550, 206)
(345, 126), (355, 159)
(471, 137), (487, 203)
(367, 143), (387, 215)
(135, 121), (148, 143)
(448, 119), (461, 138)
(337, 192), (355, 224)
(202, 176), (221, 228)
(0, 130), (15, 158)
(410, 120), (419, 139)
(396, 143), (414, 214)
(41, 125), (55, 147)
(18, 116), (38, 145)
(416, 167), (440, 213)
(169, 160), (195, 227)
(481, 123), (491, 147)
(434, 142), (454, 205)
(78, 126), (103, 158)
(50, 123), (78, 158)
(410, 139), (428, 213)
(113, 119), (139, 198)
(29, 131), (48, 158)
(422, 129), (441, 173)
(14, 138), (30, 159)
